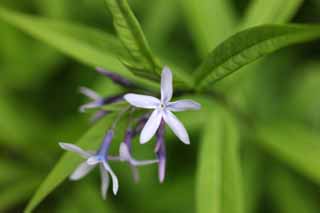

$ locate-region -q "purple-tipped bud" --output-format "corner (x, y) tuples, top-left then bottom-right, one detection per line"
(98, 129), (114, 158)
(120, 127), (158, 183)
(79, 86), (124, 118)
(133, 114), (150, 137)
(90, 110), (110, 123)
(96, 67), (134, 88)
(101, 94), (124, 105)
(156, 120), (166, 183)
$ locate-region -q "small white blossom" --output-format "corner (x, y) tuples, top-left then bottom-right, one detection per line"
(124, 66), (201, 144)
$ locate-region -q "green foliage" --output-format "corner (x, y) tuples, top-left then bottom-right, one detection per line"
(241, 0), (304, 28)
(195, 24), (320, 90)
(104, 0), (161, 79)
(196, 106), (244, 213)
(181, 0), (236, 55)
(257, 121), (320, 185)
(25, 116), (118, 213)
(0, 0), (320, 212)
(0, 6), (158, 90)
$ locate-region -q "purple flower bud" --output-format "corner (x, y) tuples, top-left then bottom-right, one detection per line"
(133, 114), (150, 137)
(156, 120), (166, 183)
(96, 67), (135, 88)
(120, 127), (158, 182)
(79, 86), (125, 121)
(90, 110), (110, 123)
(98, 129), (114, 158)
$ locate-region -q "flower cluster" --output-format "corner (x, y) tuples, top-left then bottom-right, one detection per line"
(60, 66), (201, 198)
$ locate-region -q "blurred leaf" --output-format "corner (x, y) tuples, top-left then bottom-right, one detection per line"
(56, 181), (115, 212)
(241, 0), (304, 28)
(287, 62), (320, 125)
(0, 177), (40, 212)
(24, 115), (121, 213)
(196, 106), (244, 213)
(269, 168), (320, 213)
(242, 145), (265, 213)
(143, 0), (179, 49)
(195, 24), (320, 90)
(257, 121), (320, 185)
(104, 0), (162, 79)
(181, 0), (236, 56)
(0, 6), (158, 90)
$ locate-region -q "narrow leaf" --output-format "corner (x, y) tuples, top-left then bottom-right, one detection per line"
(24, 115), (120, 213)
(196, 107), (244, 213)
(257, 121), (320, 185)
(105, 0), (162, 79)
(195, 24), (320, 90)
(0, 7), (158, 90)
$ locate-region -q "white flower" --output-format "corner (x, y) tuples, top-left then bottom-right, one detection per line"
(59, 141), (119, 199)
(124, 66), (201, 144)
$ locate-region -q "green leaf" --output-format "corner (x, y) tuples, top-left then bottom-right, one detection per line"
(257, 121), (320, 185)
(196, 106), (244, 213)
(241, 0), (304, 28)
(181, 0), (236, 56)
(195, 24), (320, 90)
(24, 115), (121, 213)
(0, 6), (158, 90)
(105, 0), (162, 79)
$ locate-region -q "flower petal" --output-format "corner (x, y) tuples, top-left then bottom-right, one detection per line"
(119, 143), (131, 161)
(79, 86), (101, 100)
(87, 156), (100, 165)
(161, 66), (173, 103)
(79, 101), (102, 112)
(158, 156), (166, 183)
(59, 143), (91, 158)
(103, 161), (119, 195)
(70, 161), (95, 181)
(99, 165), (110, 200)
(167, 100), (201, 112)
(124, 93), (160, 109)
(163, 110), (190, 144)
(140, 109), (163, 144)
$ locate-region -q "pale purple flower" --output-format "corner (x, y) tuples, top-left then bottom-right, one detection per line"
(119, 128), (158, 182)
(59, 130), (119, 199)
(79, 87), (123, 112)
(124, 66), (201, 144)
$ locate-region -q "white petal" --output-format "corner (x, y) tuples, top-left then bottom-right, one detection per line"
(59, 143), (91, 158)
(103, 161), (119, 195)
(166, 100), (201, 112)
(119, 143), (130, 161)
(161, 66), (173, 103)
(99, 165), (110, 200)
(70, 161), (95, 181)
(140, 109), (163, 144)
(131, 159), (159, 166)
(79, 86), (101, 100)
(79, 102), (101, 112)
(87, 156), (100, 165)
(163, 110), (190, 144)
(124, 93), (160, 109)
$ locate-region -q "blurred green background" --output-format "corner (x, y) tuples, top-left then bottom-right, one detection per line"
(0, 0), (320, 212)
